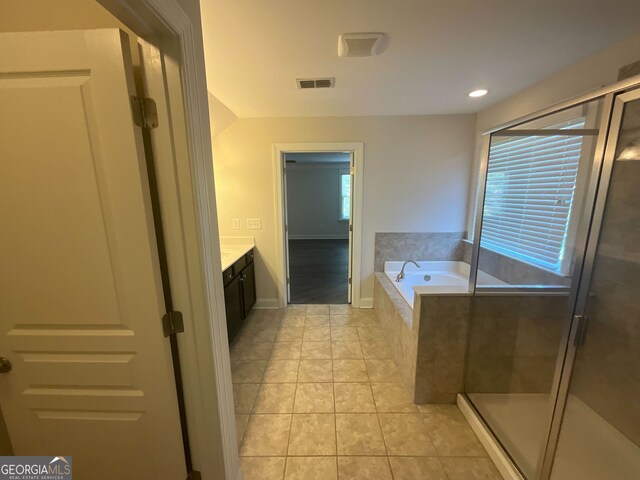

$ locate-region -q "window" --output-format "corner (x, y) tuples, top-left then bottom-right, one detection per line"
(481, 117), (587, 273)
(340, 172), (351, 220)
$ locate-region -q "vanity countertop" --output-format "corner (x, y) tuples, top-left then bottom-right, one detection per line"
(220, 236), (255, 271)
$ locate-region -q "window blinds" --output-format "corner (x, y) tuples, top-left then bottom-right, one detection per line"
(481, 118), (587, 272)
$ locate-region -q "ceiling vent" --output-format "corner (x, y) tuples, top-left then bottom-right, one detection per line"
(338, 33), (389, 57)
(296, 77), (335, 89)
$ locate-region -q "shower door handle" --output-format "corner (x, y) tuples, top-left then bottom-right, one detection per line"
(573, 315), (589, 347)
(0, 357), (12, 374)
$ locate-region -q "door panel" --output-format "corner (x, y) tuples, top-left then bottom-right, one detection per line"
(242, 262), (257, 314)
(0, 30), (185, 479)
(550, 94), (640, 480)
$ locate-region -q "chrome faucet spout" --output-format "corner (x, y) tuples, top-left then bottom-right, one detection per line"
(395, 260), (420, 282)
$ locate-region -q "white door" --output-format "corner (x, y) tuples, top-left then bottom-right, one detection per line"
(347, 152), (354, 304)
(0, 29), (186, 479)
(282, 157), (292, 302)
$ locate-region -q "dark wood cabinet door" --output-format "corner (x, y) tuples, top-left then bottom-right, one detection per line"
(241, 262), (256, 316)
(224, 275), (243, 342)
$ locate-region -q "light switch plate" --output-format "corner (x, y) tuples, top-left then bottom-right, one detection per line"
(231, 218), (240, 230)
(246, 218), (262, 230)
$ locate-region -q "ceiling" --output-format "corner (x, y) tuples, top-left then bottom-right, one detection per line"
(200, 0), (640, 118)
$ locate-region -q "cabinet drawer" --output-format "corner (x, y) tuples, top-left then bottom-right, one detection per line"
(223, 267), (234, 286)
(232, 255), (247, 276)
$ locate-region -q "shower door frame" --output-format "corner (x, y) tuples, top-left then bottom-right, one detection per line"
(467, 73), (640, 480)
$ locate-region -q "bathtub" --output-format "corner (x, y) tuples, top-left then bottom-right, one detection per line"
(384, 261), (505, 308)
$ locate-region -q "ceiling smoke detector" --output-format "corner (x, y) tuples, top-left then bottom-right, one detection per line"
(296, 77), (335, 89)
(338, 33), (389, 58)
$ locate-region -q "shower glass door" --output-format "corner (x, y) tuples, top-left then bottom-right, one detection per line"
(548, 91), (640, 480)
(466, 98), (608, 479)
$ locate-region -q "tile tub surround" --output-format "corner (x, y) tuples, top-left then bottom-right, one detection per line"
(230, 304), (501, 480)
(460, 240), (571, 287)
(374, 273), (472, 404)
(374, 232), (466, 272)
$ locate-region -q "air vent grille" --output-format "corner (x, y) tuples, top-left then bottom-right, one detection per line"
(296, 77), (335, 89)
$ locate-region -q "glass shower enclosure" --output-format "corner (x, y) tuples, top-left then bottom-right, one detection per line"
(464, 78), (640, 480)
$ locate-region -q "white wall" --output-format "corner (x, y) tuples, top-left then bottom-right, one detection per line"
(212, 114), (476, 306)
(286, 163), (350, 239)
(467, 31), (640, 234)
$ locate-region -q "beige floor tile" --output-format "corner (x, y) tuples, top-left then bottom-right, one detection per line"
(241, 457), (286, 480)
(305, 315), (330, 326)
(335, 413), (386, 455)
(331, 341), (363, 359)
(357, 326), (385, 343)
(365, 359), (401, 383)
(276, 326), (305, 342)
(440, 457), (502, 480)
(231, 341), (274, 361)
(303, 326), (331, 342)
(388, 457), (448, 480)
(262, 359), (300, 383)
(378, 414), (437, 456)
(240, 414), (292, 456)
(298, 359), (333, 382)
(250, 327), (279, 343)
(233, 383), (260, 413)
(337, 456), (392, 480)
(270, 341), (302, 360)
(253, 383), (296, 413)
(360, 341), (393, 359)
(330, 314), (359, 327)
(287, 414), (336, 455)
(420, 405), (487, 456)
(334, 383), (376, 413)
(329, 304), (353, 314)
(235, 414), (249, 448)
(281, 315), (306, 327)
(284, 457), (337, 480)
(307, 304), (330, 315)
(294, 383), (334, 413)
(283, 305), (307, 316)
(371, 383), (418, 413)
(333, 359), (369, 382)
(232, 360), (267, 383)
(300, 341), (331, 359)
(330, 326), (360, 341)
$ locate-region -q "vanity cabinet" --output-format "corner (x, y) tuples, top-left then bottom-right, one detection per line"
(223, 249), (256, 342)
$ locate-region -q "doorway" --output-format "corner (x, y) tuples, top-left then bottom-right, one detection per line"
(284, 152), (351, 304)
(274, 143), (364, 308)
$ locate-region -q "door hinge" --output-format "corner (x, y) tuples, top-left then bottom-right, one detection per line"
(287, 277), (290, 285)
(130, 95), (159, 129)
(348, 277), (352, 285)
(285, 225), (288, 233)
(349, 224), (353, 232)
(573, 315), (589, 347)
(163, 310), (184, 337)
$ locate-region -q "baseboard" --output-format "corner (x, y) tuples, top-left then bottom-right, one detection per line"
(288, 235), (349, 240)
(254, 298), (280, 309)
(457, 394), (523, 480)
(359, 297), (373, 308)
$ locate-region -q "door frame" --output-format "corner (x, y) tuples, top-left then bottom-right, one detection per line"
(97, 1), (240, 480)
(273, 142), (364, 308)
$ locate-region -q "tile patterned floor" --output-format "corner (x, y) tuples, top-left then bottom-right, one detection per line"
(230, 304), (503, 480)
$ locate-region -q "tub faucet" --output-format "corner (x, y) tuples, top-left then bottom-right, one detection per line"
(396, 260), (420, 282)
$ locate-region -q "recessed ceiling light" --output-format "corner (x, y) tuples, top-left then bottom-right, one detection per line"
(469, 89), (488, 98)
